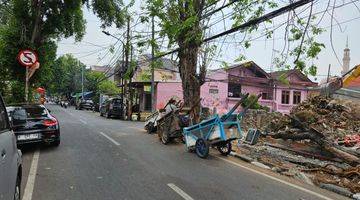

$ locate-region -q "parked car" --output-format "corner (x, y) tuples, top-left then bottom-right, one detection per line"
(92, 102), (100, 112)
(100, 98), (124, 119)
(8, 104), (60, 146)
(0, 95), (22, 200)
(76, 99), (93, 110)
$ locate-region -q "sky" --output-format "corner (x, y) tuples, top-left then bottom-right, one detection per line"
(56, 0), (360, 82)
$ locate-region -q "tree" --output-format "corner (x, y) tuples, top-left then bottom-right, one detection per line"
(98, 80), (121, 95)
(144, 1), (279, 121)
(144, 1), (324, 121)
(0, 0), (131, 102)
(48, 54), (84, 97)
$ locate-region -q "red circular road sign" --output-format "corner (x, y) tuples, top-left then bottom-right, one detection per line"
(17, 49), (38, 67)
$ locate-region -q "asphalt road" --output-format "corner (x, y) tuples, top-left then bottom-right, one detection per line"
(19, 104), (348, 200)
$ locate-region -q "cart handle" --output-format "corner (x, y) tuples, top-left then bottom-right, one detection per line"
(220, 93), (249, 122)
(237, 93), (262, 120)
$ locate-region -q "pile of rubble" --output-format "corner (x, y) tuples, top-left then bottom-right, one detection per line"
(236, 95), (360, 196)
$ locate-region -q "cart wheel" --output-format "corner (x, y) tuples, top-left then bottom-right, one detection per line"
(217, 142), (232, 156)
(195, 138), (210, 159)
(146, 123), (153, 134)
(180, 135), (186, 144)
(161, 131), (170, 145)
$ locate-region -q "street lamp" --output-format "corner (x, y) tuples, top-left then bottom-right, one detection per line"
(102, 31), (126, 46)
(102, 30), (127, 119)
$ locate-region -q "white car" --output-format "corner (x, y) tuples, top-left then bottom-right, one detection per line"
(0, 95), (22, 200)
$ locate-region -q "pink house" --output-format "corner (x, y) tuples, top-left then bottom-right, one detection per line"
(131, 59), (317, 115)
(201, 62), (317, 114)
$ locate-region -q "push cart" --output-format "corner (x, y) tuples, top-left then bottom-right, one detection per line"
(183, 93), (261, 158)
(156, 99), (201, 145)
(144, 99), (182, 134)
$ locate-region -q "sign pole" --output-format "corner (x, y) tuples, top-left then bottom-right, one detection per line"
(25, 66), (29, 102)
(17, 49), (38, 103)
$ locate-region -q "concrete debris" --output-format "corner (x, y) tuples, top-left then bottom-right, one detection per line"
(251, 161), (271, 170)
(353, 193), (360, 200)
(290, 170), (314, 185)
(319, 183), (353, 197)
(234, 95), (360, 195)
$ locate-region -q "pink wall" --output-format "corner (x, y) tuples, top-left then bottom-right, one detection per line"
(274, 86), (309, 114)
(201, 81), (228, 114)
(156, 82), (183, 109)
(153, 68), (313, 114)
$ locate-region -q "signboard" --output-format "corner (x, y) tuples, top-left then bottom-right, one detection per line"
(17, 49), (38, 67)
(144, 85), (151, 92)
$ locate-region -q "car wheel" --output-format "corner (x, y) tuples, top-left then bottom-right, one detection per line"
(52, 139), (60, 147)
(14, 173), (21, 200)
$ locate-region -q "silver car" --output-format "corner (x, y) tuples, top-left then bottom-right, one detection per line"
(0, 96), (22, 200)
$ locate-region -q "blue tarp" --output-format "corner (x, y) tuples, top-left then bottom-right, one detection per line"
(71, 91), (94, 99)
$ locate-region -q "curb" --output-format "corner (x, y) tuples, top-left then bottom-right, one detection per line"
(230, 152), (254, 163)
(229, 152), (354, 199)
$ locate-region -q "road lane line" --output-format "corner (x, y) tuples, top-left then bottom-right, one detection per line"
(215, 156), (334, 200)
(22, 150), (40, 200)
(99, 132), (120, 146)
(167, 183), (194, 200)
(79, 119), (87, 124)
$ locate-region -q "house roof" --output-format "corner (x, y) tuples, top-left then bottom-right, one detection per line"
(270, 69), (315, 83)
(141, 54), (178, 72)
(227, 61), (270, 79)
(90, 65), (112, 73)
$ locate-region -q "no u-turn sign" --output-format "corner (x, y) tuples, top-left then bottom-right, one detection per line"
(17, 49), (38, 67)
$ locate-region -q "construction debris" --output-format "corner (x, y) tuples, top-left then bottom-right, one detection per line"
(235, 95), (360, 195)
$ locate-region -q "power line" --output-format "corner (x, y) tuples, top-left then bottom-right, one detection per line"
(203, 0), (315, 43)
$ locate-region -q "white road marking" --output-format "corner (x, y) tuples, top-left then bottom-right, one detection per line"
(99, 132), (120, 146)
(215, 156), (334, 200)
(22, 150), (40, 200)
(79, 119), (87, 124)
(167, 183), (194, 200)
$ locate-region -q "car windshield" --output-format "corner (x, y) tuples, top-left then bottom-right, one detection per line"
(113, 99), (122, 105)
(12, 106), (47, 120)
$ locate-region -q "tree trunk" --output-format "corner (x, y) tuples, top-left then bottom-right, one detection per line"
(178, 45), (201, 122)
(271, 117), (360, 166)
(176, 0), (205, 123)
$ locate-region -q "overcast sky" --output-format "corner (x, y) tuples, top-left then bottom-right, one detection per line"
(56, 0), (360, 82)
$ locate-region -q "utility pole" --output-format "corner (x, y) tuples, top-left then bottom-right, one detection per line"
(120, 46), (125, 120)
(125, 17), (131, 120)
(151, 15), (155, 112)
(81, 60), (84, 100)
(326, 64), (331, 83)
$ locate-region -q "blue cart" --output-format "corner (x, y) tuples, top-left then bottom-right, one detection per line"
(183, 93), (261, 158)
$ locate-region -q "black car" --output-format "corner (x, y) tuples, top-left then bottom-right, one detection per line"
(100, 98), (124, 119)
(8, 104), (60, 146)
(76, 99), (93, 110)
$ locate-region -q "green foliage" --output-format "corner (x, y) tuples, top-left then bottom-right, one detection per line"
(48, 54), (84, 97)
(0, 0), (130, 103)
(241, 94), (268, 110)
(138, 70), (152, 81)
(98, 80), (121, 95)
